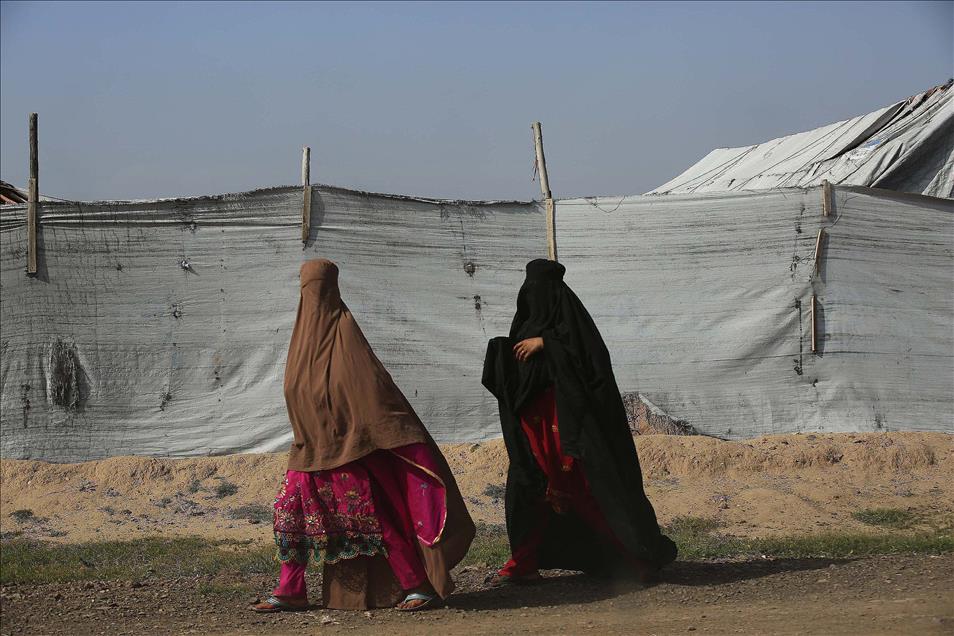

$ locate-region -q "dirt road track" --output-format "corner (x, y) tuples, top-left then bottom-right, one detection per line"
(2, 554), (951, 635)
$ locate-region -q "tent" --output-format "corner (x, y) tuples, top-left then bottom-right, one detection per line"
(648, 82), (953, 198)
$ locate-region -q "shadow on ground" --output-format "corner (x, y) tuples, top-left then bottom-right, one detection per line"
(447, 558), (847, 611)
(661, 557), (850, 586)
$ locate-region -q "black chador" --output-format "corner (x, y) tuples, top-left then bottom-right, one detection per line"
(482, 259), (677, 579)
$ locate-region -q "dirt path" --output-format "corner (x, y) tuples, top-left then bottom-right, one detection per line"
(2, 554), (952, 635)
(2, 432), (952, 635)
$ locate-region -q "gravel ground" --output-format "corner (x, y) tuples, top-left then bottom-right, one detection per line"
(2, 554), (952, 635)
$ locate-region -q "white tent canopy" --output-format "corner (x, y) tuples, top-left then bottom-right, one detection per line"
(648, 82), (953, 198)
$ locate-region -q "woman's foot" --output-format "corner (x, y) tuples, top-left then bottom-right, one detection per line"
(395, 584), (440, 611)
(250, 595), (309, 612)
(485, 570), (542, 587)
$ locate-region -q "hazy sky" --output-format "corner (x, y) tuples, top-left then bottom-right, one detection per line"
(1, 1), (951, 201)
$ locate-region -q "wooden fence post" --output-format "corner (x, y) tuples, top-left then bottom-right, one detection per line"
(301, 146), (311, 242)
(27, 113), (38, 274)
(532, 122), (557, 261)
(822, 179), (833, 217)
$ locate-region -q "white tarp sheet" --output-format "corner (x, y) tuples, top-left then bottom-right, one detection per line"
(648, 83), (953, 198)
(558, 187), (953, 439)
(1, 184), (951, 461)
(0, 187), (543, 461)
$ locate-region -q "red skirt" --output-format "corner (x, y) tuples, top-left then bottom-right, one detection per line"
(273, 443), (447, 589)
(500, 386), (632, 576)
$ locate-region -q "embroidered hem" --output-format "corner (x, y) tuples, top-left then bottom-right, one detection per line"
(274, 531), (387, 565)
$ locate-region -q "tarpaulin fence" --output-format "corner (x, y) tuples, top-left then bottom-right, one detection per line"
(1, 184), (951, 462)
(559, 186), (953, 439)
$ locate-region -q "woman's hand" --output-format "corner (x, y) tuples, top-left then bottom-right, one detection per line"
(513, 337), (544, 362)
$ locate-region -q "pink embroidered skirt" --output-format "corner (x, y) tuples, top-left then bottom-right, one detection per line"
(273, 443), (447, 567)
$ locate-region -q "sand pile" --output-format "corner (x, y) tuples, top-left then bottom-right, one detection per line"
(1, 432), (951, 544)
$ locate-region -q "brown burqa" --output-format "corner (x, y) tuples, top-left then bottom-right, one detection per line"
(283, 259), (475, 608)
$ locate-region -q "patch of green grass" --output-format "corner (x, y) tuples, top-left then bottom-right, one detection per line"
(666, 515), (721, 536)
(851, 508), (916, 529)
(3, 518), (951, 586)
(663, 515), (953, 561)
(749, 532), (954, 558)
(665, 515), (742, 560)
(228, 504), (273, 523)
(459, 522), (510, 567)
(10, 509), (35, 522)
(187, 479), (203, 494)
(214, 481), (239, 498)
(0, 537), (276, 586)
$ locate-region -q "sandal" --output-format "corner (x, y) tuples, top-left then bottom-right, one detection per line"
(485, 571), (542, 587)
(250, 595), (309, 613)
(395, 591), (441, 612)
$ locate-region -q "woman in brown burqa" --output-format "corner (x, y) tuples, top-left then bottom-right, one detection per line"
(252, 259), (475, 612)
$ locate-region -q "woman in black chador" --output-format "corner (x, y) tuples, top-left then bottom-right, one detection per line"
(482, 259), (677, 583)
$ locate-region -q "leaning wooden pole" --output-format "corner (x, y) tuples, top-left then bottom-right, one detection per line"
(27, 113), (38, 275)
(532, 122), (557, 261)
(301, 146), (311, 242)
(812, 228), (826, 277)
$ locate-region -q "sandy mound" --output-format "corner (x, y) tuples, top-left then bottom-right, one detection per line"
(1, 432), (951, 544)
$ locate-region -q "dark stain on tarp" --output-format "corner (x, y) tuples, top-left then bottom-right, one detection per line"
(172, 200), (197, 233)
(472, 294), (487, 335)
(212, 353), (223, 386)
(48, 339), (89, 411)
(790, 203), (807, 281)
(171, 303), (183, 319)
(159, 391), (173, 411)
(19, 384), (31, 428)
(463, 261), (477, 277)
(789, 254), (800, 279)
(793, 298), (804, 375)
(115, 263), (124, 272)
